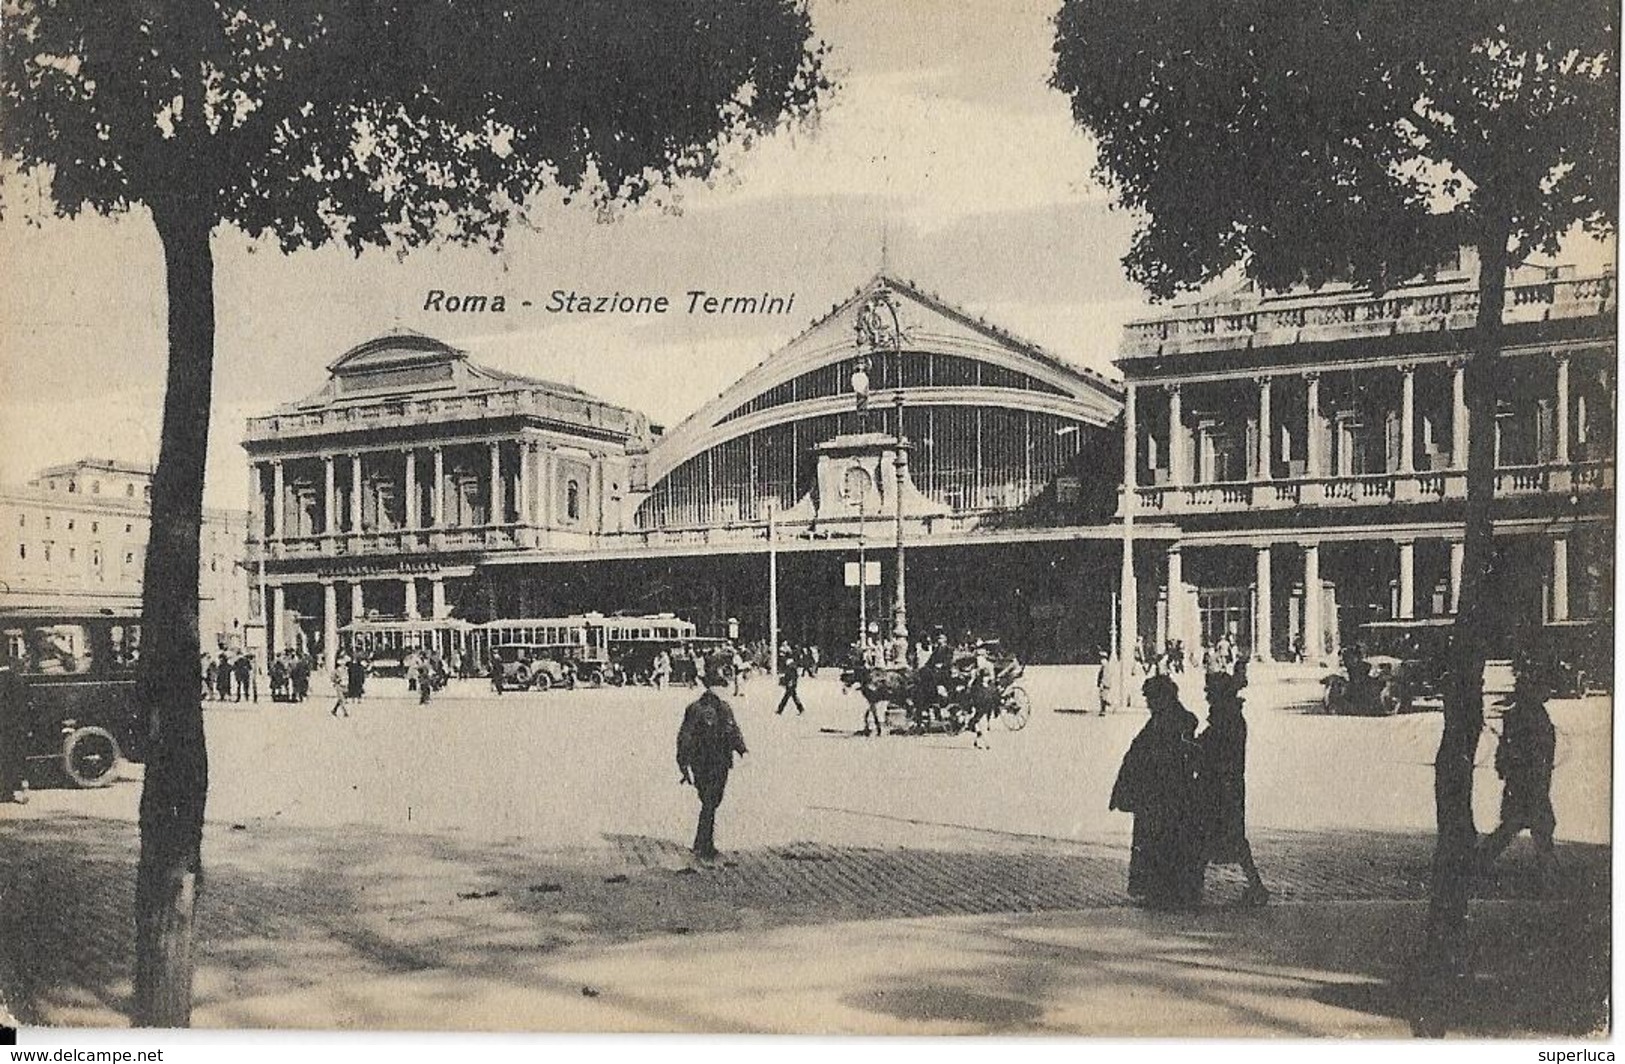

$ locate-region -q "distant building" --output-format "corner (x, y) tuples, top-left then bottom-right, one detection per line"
(1116, 251), (1615, 663)
(0, 458), (253, 646)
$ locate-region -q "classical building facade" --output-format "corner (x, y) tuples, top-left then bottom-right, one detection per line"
(242, 332), (656, 658)
(1116, 252), (1615, 664)
(245, 277), (1128, 664)
(0, 458), (253, 646)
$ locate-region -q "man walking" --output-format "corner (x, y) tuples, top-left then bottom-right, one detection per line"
(1478, 655), (1559, 882)
(776, 642), (806, 715)
(677, 655), (748, 862)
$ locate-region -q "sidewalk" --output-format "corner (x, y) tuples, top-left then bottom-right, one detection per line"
(192, 899), (1608, 1037)
(1, 811), (1608, 1037)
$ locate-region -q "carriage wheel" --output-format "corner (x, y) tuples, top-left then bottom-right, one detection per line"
(531, 671), (553, 692)
(1002, 686), (1033, 731)
(62, 727), (120, 788)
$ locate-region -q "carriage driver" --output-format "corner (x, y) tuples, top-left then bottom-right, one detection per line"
(914, 630), (957, 720)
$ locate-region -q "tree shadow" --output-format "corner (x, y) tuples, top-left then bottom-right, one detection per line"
(0, 814), (1608, 1035)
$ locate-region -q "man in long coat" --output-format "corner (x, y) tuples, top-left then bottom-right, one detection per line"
(1196, 669), (1268, 904)
(677, 655), (749, 861)
(1109, 674), (1203, 909)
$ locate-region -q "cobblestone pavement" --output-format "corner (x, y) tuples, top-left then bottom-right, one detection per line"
(0, 670), (1611, 1033)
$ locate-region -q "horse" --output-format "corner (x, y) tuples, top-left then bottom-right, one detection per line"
(841, 661), (920, 735)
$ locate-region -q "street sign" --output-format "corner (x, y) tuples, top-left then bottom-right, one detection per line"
(844, 560), (881, 587)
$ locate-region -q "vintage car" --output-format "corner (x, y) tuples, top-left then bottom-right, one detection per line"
(1, 607), (146, 787)
(489, 642), (577, 691)
(1322, 618), (1454, 716)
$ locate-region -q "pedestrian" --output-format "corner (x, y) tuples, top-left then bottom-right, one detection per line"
(233, 652), (252, 703)
(1477, 656), (1559, 881)
(330, 662), (350, 718)
(1097, 655), (1115, 716)
(216, 650), (233, 701)
(966, 642), (1000, 750)
(676, 654), (748, 862)
(202, 654), (216, 701)
(489, 653), (504, 695)
(417, 653), (435, 705)
(269, 655), (288, 702)
(1109, 674), (1203, 909)
(1196, 669), (1268, 905)
(776, 642), (806, 715)
(731, 644), (746, 696)
(292, 652), (311, 702)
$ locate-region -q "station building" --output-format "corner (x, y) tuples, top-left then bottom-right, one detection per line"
(244, 260), (1615, 670)
(243, 276), (1127, 663)
(1117, 250), (1615, 665)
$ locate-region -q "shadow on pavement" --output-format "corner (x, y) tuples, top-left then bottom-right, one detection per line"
(0, 813), (1608, 1035)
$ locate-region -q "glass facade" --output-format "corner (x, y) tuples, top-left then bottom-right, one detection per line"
(636, 403), (1090, 529)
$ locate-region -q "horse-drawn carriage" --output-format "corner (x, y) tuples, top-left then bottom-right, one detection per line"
(843, 641), (1033, 735)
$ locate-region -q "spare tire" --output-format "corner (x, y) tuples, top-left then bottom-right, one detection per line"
(62, 726), (120, 788)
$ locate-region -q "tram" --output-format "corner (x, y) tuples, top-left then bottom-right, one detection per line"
(338, 612), (700, 683)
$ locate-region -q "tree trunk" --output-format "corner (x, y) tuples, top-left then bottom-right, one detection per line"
(1417, 231), (1508, 1029)
(132, 204), (216, 1028)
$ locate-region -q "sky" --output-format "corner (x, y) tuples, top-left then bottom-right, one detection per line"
(0, 1), (1609, 513)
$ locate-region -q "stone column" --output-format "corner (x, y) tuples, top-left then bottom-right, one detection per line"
(432, 447), (446, 528)
(1556, 357), (1571, 464)
(271, 584), (286, 654)
(1167, 385), (1186, 485)
(1254, 545), (1273, 662)
(1304, 373), (1323, 478)
(539, 448), (555, 527)
(322, 581), (338, 670)
(1303, 543), (1323, 663)
(1166, 545), (1184, 654)
(1398, 540), (1416, 620)
(489, 441), (504, 525)
(517, 441), (532, 527)
(1256, 377), (1273, 480)
(248, 463), (265, 543)
(350, 454), (364, 533)
(1399, 364), (1416, 474)
(1551, 535), (1570, 622)
(350, 581), (365, 622)
(404, 449), (418, 531)
(431, 578), (447, 620)
(271, 460), (286, 541)
(1450, 540), (1465, 614)
(323, 456), (337, 536)
(1452, 361), (1468, 469)
(404, 577), (419, 620)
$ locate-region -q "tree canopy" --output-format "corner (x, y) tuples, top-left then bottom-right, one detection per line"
(2, 0), (828, 243)
(1051, 0), (1617, 297)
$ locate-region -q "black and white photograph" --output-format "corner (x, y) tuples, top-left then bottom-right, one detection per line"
(0, 0), (1616, 1048)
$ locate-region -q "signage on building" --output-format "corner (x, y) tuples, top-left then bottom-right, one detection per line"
(843, 560), (881, 587)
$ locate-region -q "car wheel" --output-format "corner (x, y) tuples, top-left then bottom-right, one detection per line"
(532, 671), (553, 691)
(62, 726), (121, 788)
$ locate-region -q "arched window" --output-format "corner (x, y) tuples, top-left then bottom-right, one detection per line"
(67, 480), (77, 493)
(566, 480), (581, 521)
(126, 484), (135, 498)
(92, 481), (101, 494)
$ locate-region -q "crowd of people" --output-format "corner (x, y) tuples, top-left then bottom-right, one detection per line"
(200, 649), (257, 702)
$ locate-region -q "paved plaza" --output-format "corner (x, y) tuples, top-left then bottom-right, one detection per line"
(0, 668), (1611, 1035)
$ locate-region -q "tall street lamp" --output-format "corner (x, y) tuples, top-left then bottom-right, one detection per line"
(850, 353), (871, 649)
(855, 290), (908, 655)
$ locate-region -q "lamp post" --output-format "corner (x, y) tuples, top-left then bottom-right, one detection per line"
(850, 355), (871, 650)
(855, 290), (908, 656)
